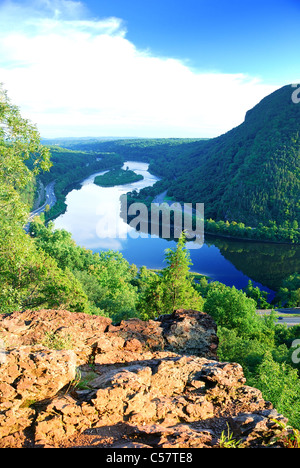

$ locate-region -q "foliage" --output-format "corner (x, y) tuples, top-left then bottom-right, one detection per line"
(276, 272), (300, 307)
(94, 168), (143, 187)
(0, 84), (51, 229)
(136, 234), (204, 320)
(218, 424), (243, 448)
(203, 283), (261, 337)
(30, 218), (139, 321)
(271, 419), (300, 448)
(248, 352), (300, 430)
(42, 331), (74, 350)
(244, 280), (271, 309)
(0, 221), (91, 314)
(204, 218), (300, 244)
(0, 86), (89, 314)
(161, 234), (204, 313)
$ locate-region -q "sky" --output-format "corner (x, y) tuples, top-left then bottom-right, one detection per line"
(0, 0), (300, 138)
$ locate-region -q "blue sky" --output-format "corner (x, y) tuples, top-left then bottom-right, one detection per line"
(0, 0), (299, 138)
(87, 0), (300, 82)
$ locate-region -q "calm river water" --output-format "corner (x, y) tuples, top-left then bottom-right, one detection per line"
(54, 161), (300, 301)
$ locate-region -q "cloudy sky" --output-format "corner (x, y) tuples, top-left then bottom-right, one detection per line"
(0, 0), (299, 138)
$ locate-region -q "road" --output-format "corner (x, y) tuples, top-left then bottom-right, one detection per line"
(276, 308), (300, 327)
(257, 308), (300, 327)
(24, 181), (56, 232)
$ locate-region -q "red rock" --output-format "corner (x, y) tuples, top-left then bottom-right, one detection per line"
(0, 309), (292, 448)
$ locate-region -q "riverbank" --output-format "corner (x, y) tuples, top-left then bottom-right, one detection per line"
(151, 191), (300, 245)
(24, 181), (56, 232)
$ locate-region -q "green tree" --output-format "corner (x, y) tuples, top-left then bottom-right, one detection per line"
(276, 273), (300, 307)
(136, 268), (165, 320)
(30, 218), (140, 320)
(0, 84), (51, 225)
(0, 87), (92, 314)
(203, 283), (261, 337)
(161, 233), (204, 313)
(249, 352), (300, 429)
(137, 234), (204, 319)
(244, 280), (271, 309)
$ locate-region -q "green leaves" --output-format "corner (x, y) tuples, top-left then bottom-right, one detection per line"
(203, 283), (260, 337)
(29, 219), (139, 319)
(0, 87), (90, 314)
(162, 233), (204, 313)
(0, 85), (51, 190)
(136, 233), (204, 320)
(0, 84), (51, 235)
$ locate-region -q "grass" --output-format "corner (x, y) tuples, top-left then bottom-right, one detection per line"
(42, 331), (74, 350)
(218, 424), (243, 448)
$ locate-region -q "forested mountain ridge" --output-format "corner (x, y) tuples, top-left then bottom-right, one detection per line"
(164, 85), (300, 226)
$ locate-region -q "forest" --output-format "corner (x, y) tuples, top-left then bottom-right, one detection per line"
(1, 84), (300, 431)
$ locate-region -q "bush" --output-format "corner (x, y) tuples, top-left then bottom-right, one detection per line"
(203, 283), (261, 337)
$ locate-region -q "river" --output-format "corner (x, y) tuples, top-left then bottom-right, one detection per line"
(54, 161), (300, 301)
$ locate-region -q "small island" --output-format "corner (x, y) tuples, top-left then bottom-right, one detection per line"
(94, 168), (144, 187)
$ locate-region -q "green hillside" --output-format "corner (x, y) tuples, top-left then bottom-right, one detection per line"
(164, 85), (300, 226)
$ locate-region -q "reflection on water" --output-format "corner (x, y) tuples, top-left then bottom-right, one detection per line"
(206, 236), (300, 292)
(54, 161), (159, 251)
(54, 161), (300, 298)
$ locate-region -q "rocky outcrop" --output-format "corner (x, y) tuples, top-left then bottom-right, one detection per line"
(0, 309), (292, 448)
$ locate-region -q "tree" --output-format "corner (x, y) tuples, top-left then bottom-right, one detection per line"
(249, 352), (300, 429)
(0, 84), (51, 225)
(161, 233), (204, 313)
(203, 283), (261, 337)
(30, 218), (140, 320)
(244, 280), (271, 309)
(137, 233), (204, 319)
(136, 268), (165, 320)
(0, 87), (93, 314)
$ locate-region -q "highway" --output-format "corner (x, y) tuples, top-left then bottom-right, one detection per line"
(24, 181), (56, 232)
(257, 308), (300, 327)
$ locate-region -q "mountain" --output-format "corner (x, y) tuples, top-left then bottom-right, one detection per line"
(164, 85), (300, 226)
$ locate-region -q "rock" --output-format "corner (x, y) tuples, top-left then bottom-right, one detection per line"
(0, 345), (76, 405)
(0, 344), (77, 446)
(107, 318), (165, 352)
(30, 353), (269, 445)
(35, 395), (99, 446)
(0, 309), (111, 364)
(230, 409), (289, 447)
(159, 309), (219, 359)
(0, 309), (293, 448)
(117, 423), (213, 448)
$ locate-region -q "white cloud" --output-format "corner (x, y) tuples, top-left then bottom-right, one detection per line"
(0, 0), (279, 138)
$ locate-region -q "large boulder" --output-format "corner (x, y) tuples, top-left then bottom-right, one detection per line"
(0, 309), (291, 448)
